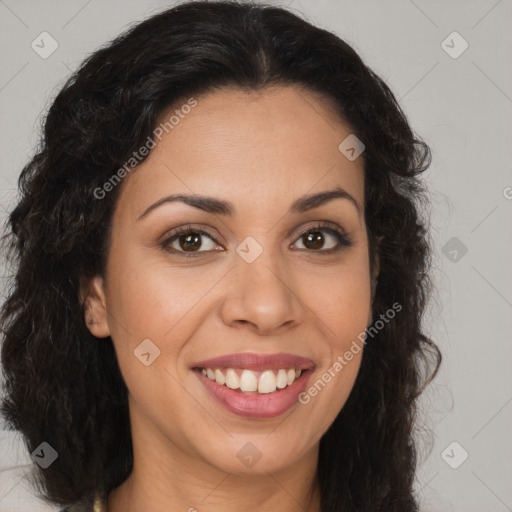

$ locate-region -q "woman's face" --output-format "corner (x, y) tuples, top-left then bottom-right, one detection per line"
(85, 85), (373, 476)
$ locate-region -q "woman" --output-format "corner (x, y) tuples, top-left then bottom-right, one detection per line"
(0, 1), (441, 511)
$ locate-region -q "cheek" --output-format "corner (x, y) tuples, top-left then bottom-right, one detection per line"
(312, 283), (369, 387)
(296, 256), (370, 417)
(104, 248), (226, 367)
(302, 256), (371, 344)
(103, 253), (209, 431)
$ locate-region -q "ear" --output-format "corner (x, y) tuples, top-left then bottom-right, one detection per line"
(80, 275), (110, 338)
(370, 235), (383, 294)
(368, 235), (383, 325)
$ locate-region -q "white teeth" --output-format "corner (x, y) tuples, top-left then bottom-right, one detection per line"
(200, 367), (304, 394)
(276, 369), (288, 389)
(240, 370), (258, 392)
(258, 370), (277, 394)
(214, 369), (225, 386)
(225, 368), (240, 390)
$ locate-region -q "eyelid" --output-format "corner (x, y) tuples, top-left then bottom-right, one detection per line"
(159, 224), (219, 243)
(159, 220), (352, 257)
(293, 220), (348, 240)
(291, 221), (352, 251)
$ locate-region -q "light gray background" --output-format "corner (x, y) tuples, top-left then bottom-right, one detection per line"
(0, 1), (511, 511)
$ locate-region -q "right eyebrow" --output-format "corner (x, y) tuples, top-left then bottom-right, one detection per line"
(136, 186), (361, 221)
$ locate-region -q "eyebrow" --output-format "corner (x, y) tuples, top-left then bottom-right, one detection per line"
(137, 186), (361, 221)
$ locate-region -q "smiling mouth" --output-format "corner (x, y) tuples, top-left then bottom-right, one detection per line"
(194, 367), (307, 395)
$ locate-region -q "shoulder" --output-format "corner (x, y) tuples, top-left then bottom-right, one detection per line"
(59, 504), (91, 512)
(59, 493), (107, 512)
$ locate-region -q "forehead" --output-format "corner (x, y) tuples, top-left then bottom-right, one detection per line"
(117, 85), (365, 220)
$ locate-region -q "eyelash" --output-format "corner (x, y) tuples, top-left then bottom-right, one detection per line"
(160, 221), (353, 258)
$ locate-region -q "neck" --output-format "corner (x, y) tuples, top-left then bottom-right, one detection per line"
(107, 410), (322, 512)
(108, 468), (322, 512)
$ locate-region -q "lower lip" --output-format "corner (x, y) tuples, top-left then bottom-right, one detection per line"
(194, 369), (313, 419)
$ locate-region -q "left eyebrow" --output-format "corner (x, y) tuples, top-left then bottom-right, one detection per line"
(136, 186), (361, 221)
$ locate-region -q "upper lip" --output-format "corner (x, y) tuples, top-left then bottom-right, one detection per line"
(192, 352), (315, 371)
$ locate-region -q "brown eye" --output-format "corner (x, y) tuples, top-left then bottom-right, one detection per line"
(160, 222), (352, 259)
(301, 231), (325, 250)
(161, 226), (220, 257)
(293, 225), (352, 252)
(177, 232), (202, 252)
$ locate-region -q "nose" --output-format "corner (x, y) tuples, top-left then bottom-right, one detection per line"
(220, 250), (306, 336)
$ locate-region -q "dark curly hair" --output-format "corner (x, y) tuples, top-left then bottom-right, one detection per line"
(0, 1), (441, 511)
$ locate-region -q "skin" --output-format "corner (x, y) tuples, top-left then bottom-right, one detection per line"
(82, 85), (378, 512)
